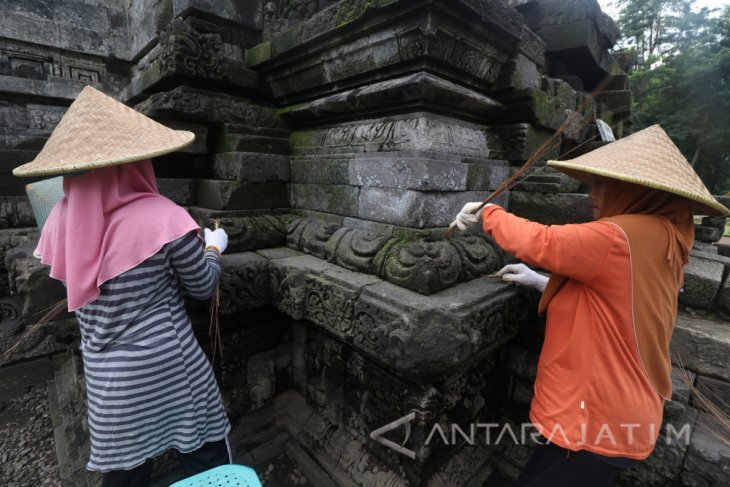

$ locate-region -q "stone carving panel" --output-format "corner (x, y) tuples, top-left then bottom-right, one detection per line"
(297, 115), (493, 158)
(0, 296), (23, 338)
(287, 217), (340, 259)
(137, 87), (279, 127)
(0, 45), (53, 81)
(324, 227), (390, 273)
(397, 27), (504, 84)
(449, 235), (501, 281)
(263, 0), (340, 36)
(305, 276), (357, 338)
(352, 301), (403, 360)
(270, 266), (307, 320)
(27, 104), (67, 131)
(159, 19), (223, 78)
(218, 259), (272, 315)
(284, 218), (503, 294)
(373, 239), (463, 295)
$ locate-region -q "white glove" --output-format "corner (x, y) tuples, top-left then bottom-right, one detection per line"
(204, 228), (228, 255)
(495, 263), (548, 292)
(449, 202), (492, 232)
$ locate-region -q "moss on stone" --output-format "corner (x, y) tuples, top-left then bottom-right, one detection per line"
(246, 42), (271, 67)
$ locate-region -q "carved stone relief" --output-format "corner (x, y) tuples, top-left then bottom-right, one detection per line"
(374, 239), (463, 295)
(159, 19), (223, 79)
(397, 27), (504, 84)
(324, 227), (390, 273)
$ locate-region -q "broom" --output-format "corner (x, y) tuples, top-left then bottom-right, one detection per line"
(444, 74), (614, 238)
(1, 298), (68, 365)
(208, 218), (223, 364)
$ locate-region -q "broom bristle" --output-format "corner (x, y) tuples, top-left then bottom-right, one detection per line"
(1, 298), (68, 364)
(674, 354), (730, 448)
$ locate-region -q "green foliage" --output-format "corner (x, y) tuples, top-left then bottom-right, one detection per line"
(615, 1), (730, 194)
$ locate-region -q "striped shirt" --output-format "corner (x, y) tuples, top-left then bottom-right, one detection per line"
(74, 231), (230, 472)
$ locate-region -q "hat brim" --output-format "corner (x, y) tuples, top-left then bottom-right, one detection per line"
(548, 160), (730, 217)
(12, 132), (195, 177)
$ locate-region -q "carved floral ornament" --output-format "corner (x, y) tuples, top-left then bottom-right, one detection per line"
(159, 19), (223, 79)
(286, 217), (503, 295)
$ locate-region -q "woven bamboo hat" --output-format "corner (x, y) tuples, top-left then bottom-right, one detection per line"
(548, 124), (729, 216)
(13, 85), (194, 177)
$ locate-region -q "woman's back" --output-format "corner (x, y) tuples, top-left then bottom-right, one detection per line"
(74, 232), (229, 472)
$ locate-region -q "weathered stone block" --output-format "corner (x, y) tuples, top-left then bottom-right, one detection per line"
(374, 235), (502, 294)
(172, 0), (262, 31)
(499, 89), (572, 132)
(465, 159), (510, 191)
(680, 256), (724, 309)
(136, 86), (279, 127)
(702, 216), (727, 230)
(717, 274), (730, 320)
(5, 245), (70, 324)
(248, 350), (277, 409)
(354, 277), (521, 380)
(215, 124), (289, 154)
(218, 252), (272, 315)
(197, 180), (288, 210)
(212, 152), (289, 182)
(291, 113), (497, 159)
(508, 191), (591, 225)
(290, 184), (359, 217)
(682, 412), (730, 486)
(349, 152), (470, 191)
(497, 53), (541, 91)
(671, 314), (730, 380)
(506, 345), (539, 380)
(157, 178), (195, 206)
(251, 3), (515, 101)
(0, 196), (34, 229)
(492, 123), (559, 161)
(594, 90), (632, 118)
(358, 188), (507, 228)
(664, 366), (695, 424)
(324, 227), (390, 274)
(695, 375), (730, 416)
(695, 225), (722, 243)
(290, 156), (350, 185)
(280, 72), (504, 125)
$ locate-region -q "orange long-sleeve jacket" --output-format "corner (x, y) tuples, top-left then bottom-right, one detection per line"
(482, 205), (664, 459)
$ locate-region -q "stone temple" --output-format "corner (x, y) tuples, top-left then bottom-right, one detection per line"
(1, 0), (729, 485)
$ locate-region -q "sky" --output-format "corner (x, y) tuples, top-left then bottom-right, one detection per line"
(598, 0), (729, 21)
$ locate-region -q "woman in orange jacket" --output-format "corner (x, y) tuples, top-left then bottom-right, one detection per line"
(451, 125), (728, 486)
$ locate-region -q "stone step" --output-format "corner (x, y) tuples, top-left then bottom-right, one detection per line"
(671, 312), (730, 380)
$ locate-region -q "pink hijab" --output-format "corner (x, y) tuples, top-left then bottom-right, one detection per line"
(35, 159), (200, 311)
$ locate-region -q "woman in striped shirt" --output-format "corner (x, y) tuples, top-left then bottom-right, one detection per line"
(35, 159), (231, 487)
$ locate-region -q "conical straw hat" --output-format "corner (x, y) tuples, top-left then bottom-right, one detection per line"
(13, 86), (194, 177)
(548, 124), (729, 216)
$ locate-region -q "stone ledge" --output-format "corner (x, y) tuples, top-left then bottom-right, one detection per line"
(248, 0), (524, 102)
(279, 72), (504, 125)
(219, 247), (522, 380)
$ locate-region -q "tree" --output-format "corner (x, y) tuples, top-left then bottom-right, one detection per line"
(614, 1), (730, 194)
